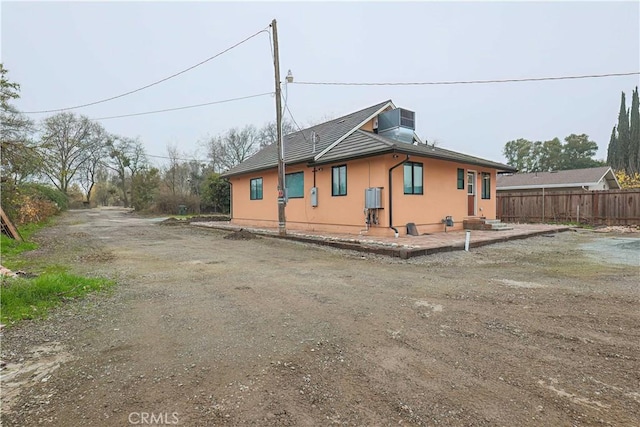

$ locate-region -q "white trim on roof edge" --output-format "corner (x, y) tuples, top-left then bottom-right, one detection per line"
(313, 101), (395, 162)
(599, 167), (621, 189)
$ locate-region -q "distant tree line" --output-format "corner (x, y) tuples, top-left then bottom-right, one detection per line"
(503, 85), (640, 186)
(1, 63), (303, 220)
(503, 134), (603, 173)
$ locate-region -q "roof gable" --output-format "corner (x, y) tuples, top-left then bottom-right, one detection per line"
(221, 100), (393, 177)
(313, 101), (394, 161)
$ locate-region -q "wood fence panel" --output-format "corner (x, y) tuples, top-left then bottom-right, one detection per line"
(496, 189), (640, 225)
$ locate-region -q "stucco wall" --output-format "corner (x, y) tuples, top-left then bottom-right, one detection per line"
(229, 153), (499, 236)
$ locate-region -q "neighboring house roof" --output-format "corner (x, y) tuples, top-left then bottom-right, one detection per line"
(222, 100), (516, 177)
(496, 166), (620, 190)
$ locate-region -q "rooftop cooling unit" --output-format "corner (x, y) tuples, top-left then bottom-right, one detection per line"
(377, 108), (415, 144)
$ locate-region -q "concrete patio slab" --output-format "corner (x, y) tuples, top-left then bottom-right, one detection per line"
(191, 222), (571, 259)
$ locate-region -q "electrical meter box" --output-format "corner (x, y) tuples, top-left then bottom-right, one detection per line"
(365, 187), (382, 209)
(310, 187), (318, 207)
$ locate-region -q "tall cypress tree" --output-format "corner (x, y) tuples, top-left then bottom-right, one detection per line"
(607, 125), (617, 167)
(629, 86), (640, 174)
(616, 91), (630, 172)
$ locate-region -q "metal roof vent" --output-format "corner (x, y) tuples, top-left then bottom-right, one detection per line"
(377, 108), (415, 144)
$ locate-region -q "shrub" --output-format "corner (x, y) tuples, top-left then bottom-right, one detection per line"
(16, 195), (58, 224)
(150, 192), (201, 215)
(6, 183), (68, 225)
(23, 183), (68, 211)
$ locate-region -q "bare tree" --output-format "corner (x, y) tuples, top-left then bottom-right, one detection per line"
(105, 136), (146, 208)
(203, 136), (226, 173)
(78, 125), (110, 203)
(93, 165), (116, 206)
(126, 139), (147, 203)
(221, 125), (259, 168)
(257, 119), (296, 148)
(164, 144), (192, 196)
(38, 112), (103, 194)
(203, 125), (260, 172)
(165, 144), (180, 195)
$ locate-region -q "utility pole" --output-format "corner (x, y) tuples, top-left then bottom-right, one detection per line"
(272, 19), (286, 235)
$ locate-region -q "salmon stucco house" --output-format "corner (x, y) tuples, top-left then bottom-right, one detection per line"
(221, 100), (517, 236)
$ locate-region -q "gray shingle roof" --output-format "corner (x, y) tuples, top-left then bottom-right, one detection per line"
(496, 166), (619, 189)
(221, 100), (516, 177)
(221, 100), (393, 177)
(317, 130), (516, 171)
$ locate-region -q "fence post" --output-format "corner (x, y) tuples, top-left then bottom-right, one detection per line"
(542, 187), (545, 223)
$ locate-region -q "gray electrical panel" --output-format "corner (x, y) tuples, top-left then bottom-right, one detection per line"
(365, 187), (383, 209)
(310, 187), (318, 207)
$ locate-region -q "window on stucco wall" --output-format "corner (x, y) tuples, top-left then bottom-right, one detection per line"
(481, 173), (491, 199)
(457, 168), (465, 189)
(285, 172), (304, 198)
(332, 165), (347, 196)
(250, 177), (263, 200)
(403, 162), (423, 195)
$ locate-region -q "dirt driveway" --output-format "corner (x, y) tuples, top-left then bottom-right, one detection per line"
(1, 208), (638, 426)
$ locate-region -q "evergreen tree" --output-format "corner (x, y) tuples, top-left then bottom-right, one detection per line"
(616, 91), (630, 171)
(629, 86), (640, 174)
(607, 125), (617, 167)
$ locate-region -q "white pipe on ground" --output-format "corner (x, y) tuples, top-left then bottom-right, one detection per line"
(465, 230), (471, 251)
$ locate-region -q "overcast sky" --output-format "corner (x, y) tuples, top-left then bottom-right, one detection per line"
(2, 1), (639, 166)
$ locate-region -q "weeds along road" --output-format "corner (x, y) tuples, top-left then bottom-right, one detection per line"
(1, 208), (639, 426)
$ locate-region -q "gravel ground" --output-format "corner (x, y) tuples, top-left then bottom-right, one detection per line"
(1, 207), (638, 426)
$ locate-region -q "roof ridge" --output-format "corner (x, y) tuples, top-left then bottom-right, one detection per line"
(283, 99), (392, 138)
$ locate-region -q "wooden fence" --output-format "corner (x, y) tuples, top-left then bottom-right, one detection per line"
(497, 189), (640, 226)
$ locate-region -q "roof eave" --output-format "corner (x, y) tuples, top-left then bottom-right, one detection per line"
(221, 158), (314, 178)
(392, 146), (517, 172)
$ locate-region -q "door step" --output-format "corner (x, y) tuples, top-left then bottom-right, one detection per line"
(463, 218), (513, 231)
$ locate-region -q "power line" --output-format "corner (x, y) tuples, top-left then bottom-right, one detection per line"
(91, 92), (274, 121)
(146, 153), (208, 163)
(291, 71), (640, 86)
(285, 103), (308, 143)
(24, 25), (271, 114)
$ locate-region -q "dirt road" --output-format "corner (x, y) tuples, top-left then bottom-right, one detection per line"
(1, 208), (638, 426)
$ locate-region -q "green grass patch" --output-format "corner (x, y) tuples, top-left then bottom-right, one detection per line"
(1, 220), (51, 269)
(1, 272), (114, 324)
(1, 233), (38, 258)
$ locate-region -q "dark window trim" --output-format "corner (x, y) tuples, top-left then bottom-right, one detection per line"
(285, 171), (304, 199)
(403, 162), (424, 195)
(457, 168), (465, 190)
(250, 177), (263, 200)
(481, 172), (491, 199)
(331, 164), (347, 196)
